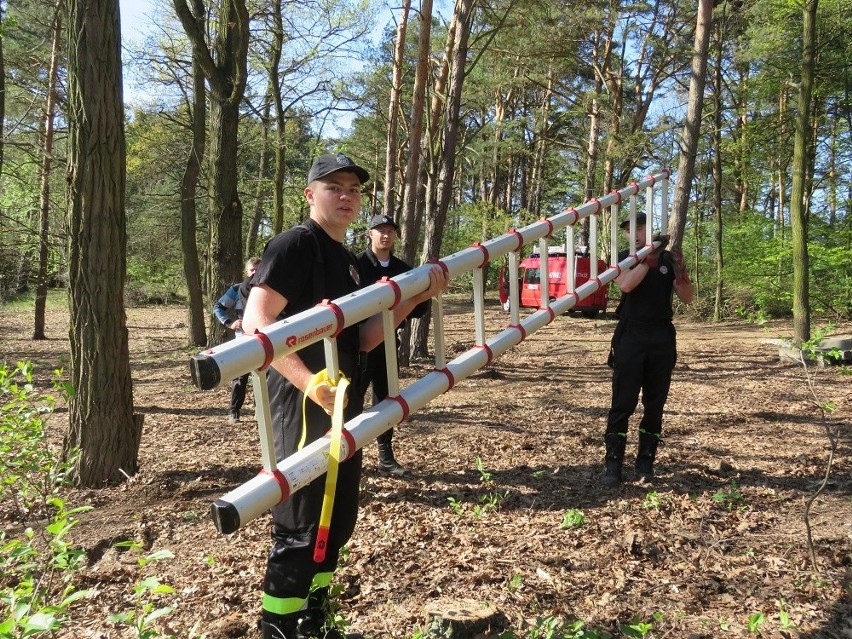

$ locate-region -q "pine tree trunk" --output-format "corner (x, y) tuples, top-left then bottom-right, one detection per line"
(670, 0), (712, 249)
(399, 0), (432, 253)
(181, 21), (208, 348)
(247, 90), (271, 258)
(173, 0), (249, 347)
(64, 0), (142, 486)
(270, 0), (286, 236)
(712, 15), (724, 322)
(0, 3), (5, 177)
(384, 0), (410, 223)
(34, 1), (62, 341)
(413, 0), (474, 358)
(791, 0), (817, 344)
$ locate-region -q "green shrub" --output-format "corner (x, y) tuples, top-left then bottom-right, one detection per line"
(0, 362), (74, 521)
(0, 362), (91, 638)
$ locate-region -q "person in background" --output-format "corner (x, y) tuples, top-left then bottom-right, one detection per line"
(213, 256), (261, 425)
(356, 214), (429, 479)
(602, 212), (694, 487)
(242, 153), (447, 639)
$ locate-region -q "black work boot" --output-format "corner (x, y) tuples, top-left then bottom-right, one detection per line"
(376, 429), (412, 478)
(635, 430), (660, 483)
(601, 432), (627, 487)
(260, 613), (304, 639)
(299, 589), (364, 639)
(260, 611), (351, 639)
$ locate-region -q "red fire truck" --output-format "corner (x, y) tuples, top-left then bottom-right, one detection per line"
(498, 247), (609, 318)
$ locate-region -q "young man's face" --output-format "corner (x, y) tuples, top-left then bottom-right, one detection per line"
(305, 171), (363, 232)
(624, 223), (647, 248)
(245, 261), (258, 277)
(369, 224), (397, 252)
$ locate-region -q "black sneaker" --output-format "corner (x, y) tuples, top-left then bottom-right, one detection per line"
(228, 410), (240, 425)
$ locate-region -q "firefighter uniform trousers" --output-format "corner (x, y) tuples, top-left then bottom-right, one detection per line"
(606, 318), (677, 441)
(261, 353), (363, 621)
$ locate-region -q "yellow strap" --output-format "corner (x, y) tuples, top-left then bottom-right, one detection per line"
(301, 369), (349, 563)
(300, 371), (326, 451)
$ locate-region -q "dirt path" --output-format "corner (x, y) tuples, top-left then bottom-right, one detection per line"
(2, 301), (850, 638)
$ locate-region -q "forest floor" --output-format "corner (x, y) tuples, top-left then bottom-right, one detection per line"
(1, 298), (851, 639)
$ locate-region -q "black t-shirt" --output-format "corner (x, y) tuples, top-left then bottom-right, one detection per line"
(355, 247), (428, 320)
(255, 218), (362, 357)
(615, 249), (676, 322)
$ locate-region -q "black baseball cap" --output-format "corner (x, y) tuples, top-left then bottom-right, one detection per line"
(307, 153), (370, 184)
(369, 214), (398, 230)
(619, 212), (647, 229)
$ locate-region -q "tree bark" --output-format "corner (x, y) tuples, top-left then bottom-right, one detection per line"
(0, 2), (5, 177)
(270, 1), (286, 237)
(791, 0), (817, 344)
(180, 0), (208, 348)
(670, 0), (712, 250)
(384, 0), (411, 223)
(247, 88), (272, 257)
(33, 1), (62, 341)
(399, 0), (432, 253)
(712, 12), (724, 322)
(173, 0), (249, 347)
(413, 0), (474, 358)
(64, 0), (142, 485)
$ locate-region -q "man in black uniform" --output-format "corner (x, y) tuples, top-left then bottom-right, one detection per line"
(356, 214), (429, 478)
(242, 154), (446, 639)
(602, 212), (694, 487)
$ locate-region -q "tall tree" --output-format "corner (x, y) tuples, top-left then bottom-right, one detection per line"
(64, 0), (143, 485)
(413, 0), (475, 357)
(670, 0), (713, 249)
(33, 0), (61, 340)
(711, 6), (725, 322)
(0, 2), (6, 178)
(383, 0), (411, 222)
(173, 0), (249, 346)
(179, 0), (208, 347)
(265, 0), (287, 237)
(790, 0), (817, 343)
(398, 0), (433, 250)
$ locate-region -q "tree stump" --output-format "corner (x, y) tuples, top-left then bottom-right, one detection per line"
(422, 599), (508, 638)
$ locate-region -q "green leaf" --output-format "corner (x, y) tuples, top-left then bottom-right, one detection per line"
(22, 611), (58, 631)
(107, 612), (133, 623)
(142, 606), (174, 625)
(60, 589), (92, 606)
